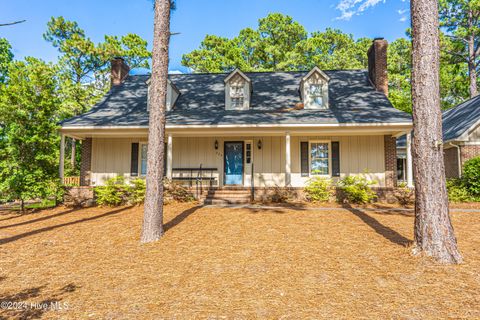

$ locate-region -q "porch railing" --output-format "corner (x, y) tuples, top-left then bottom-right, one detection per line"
(63, 176), (80, 186)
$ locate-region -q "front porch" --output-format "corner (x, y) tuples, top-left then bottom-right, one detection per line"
(59, 125), (414, 192)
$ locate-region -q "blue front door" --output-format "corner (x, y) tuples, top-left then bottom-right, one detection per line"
(224, 142), (244, 185)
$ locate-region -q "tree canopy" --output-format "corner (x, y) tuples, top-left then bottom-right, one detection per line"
(182, 13), (371, 72)
(0, 58), (61, 207)
(183, 13), (470, 113)
(44, 16), (151, 118)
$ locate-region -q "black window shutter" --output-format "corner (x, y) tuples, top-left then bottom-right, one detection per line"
(301, 142), (309, 177)
(131, 143), (139, 177)
(332, 142), (340, 177)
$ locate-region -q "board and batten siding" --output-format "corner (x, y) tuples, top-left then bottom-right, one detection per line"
(90, 135), (386, 187)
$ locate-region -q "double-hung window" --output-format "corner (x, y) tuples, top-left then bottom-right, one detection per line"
(140, 144), (148, 176)
(308, 84), (324, 109)
(230, 84), (244, 109)
(310, 142), (329, 175)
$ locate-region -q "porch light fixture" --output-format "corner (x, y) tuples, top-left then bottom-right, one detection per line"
(257, 139), (262, 150)
(215, 140), (219, 150)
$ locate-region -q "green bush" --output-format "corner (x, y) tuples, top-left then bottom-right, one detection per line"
(304, 177), (332, 202)
(129, 178), (146, 205)
(337, 175), (377, 204)
(95, 177), (196, 206)
(394, 182), (415, 206)
(95, 176), (130, 206)
(446, 178), (474, 203)
(463, 157), (480, 197)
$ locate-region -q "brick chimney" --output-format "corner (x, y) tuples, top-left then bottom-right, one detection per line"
(367, 38), (388, 96)
(111, 57), (130, 86)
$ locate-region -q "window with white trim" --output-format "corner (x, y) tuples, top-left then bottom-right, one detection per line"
(140, 144), (148, 176)
(310, 142), (329, 175)
(308, 84), (324, 108)
(230, 84), (245, 109)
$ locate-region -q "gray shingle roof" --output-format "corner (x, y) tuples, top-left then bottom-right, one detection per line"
(396, 94), (480, 147)
(61, 70), (412, 127)
(443, 95), (480, 142)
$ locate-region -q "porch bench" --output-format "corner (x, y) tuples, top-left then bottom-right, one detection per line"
(171, 167), (218, 187)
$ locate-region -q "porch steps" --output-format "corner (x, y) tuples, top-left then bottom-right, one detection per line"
(199, 188), (252, 205)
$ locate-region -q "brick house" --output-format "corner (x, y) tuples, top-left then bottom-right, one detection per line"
(59, 39), (412, 202)
(397, 95), (480, 181)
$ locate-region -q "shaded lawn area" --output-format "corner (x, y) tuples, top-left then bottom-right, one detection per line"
(0, 204), (479, 319)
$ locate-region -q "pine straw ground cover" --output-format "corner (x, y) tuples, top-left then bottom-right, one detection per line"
(0, 204), (479, 319)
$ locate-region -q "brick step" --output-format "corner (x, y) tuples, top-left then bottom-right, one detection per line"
(203, 198), (251, 205)
(195, 191), (251, 195)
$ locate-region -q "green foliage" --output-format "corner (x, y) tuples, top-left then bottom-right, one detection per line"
(95, 176), (131, 206)
(182, 13), (370, 72)
(95, 177), (195, 206)
(388, 38), (412, 113)
(439, 0), (480, 97)
(462, 157), (480, 196)
(0, 58), (61, 206)
(44, 16), (151, 118)
(0, 38), (13, 83)
(130, 178), (146, 205)
(446, 178), (474, 203)
(183, 13), (469, 113)
(304, 177), (332, 202)
(393, 182), (415, 206)
(337, 175), (377, 204)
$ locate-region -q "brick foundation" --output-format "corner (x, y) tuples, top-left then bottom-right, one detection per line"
(80, 138), (92, 186)
(384, 135), (397, 188)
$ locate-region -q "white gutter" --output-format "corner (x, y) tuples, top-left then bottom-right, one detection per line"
(61, 122), (413, 131)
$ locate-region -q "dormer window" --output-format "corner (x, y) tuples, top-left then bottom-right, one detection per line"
(224, 69), (251, 110)
(300, 67), (330, 110)
(309, 84), (323, 107)
(230, 84), (245, 109)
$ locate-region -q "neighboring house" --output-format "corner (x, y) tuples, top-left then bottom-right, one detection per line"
(60, 39), (412, 200)
(397, 94), (480, 181)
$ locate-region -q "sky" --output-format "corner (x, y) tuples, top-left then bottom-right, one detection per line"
(1, 0), (411, 73)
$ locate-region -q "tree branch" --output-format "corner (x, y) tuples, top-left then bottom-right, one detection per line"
(0, 20), (26, 27)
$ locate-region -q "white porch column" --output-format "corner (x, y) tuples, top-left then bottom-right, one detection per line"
(406, 132), (414, 188)
(59, 133), (65, 182)
(285, 132), (291, 187)
(166, 134), (173, 179)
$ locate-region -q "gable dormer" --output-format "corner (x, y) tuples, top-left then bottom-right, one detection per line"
(224, 69), (251, 110)
(146, 78), (180, 112)
(300, 67), (330, 110)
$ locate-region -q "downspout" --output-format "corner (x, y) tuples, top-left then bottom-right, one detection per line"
(447, 142), (462, 178)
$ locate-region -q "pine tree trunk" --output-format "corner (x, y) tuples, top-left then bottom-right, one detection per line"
(140, 0), (170, 243)
(411, 0), (462, 264)
(468, 35), (478, 98)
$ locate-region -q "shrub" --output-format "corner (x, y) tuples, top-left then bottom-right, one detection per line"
(446, 178), (473, 203)
(163, 179), (196, 203)
(267, 185), (293, 203)
(95, 176), (130, 206)
(337, 175), (377, 204)
(129, 178), (146, 205)
(304, 177), (332, 202)
(394, 182), (415, 206)
(463, 157), (480, 197)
